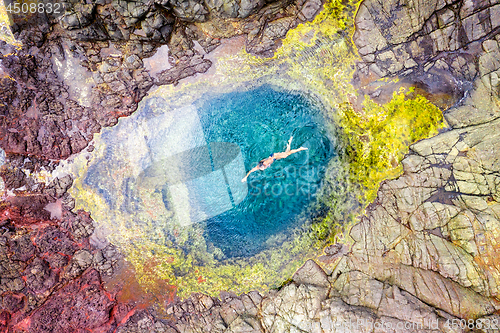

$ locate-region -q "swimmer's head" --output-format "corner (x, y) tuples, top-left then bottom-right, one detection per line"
(258, 158), (272, 170)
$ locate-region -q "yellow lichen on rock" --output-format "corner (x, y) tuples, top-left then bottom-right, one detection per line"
(339, 88), (446, 204)
(0, 0), (20, 47)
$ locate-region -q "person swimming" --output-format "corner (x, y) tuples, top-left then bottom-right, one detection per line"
(241, 136), (308, 182)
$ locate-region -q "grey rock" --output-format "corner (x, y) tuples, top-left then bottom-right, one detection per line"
(205, 0), (239, 18)
(238, 0), (265, 18)
(64, 249), (92, 279)
(170, 0), (209, 22)
(44, 175), (73, 198)
(299, 0), (323, 21)
(61, 210), (95, 241)
(292, 259), (330, 288)
(93, 244), (121, 276)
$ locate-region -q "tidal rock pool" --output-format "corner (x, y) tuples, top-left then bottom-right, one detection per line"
(67, 81), (339, 296)
(84, 84), (334, 255)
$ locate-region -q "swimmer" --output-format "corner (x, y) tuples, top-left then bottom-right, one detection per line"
(241, 136), (308, 182)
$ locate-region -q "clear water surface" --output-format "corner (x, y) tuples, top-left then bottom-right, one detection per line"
(194, 85), (335, 257)
(84, 84), (335, 259)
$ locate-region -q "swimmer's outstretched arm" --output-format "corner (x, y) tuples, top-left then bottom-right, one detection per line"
(242, 165), (260, 182)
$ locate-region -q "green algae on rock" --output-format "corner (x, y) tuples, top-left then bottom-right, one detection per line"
(339, 87), (446, 204)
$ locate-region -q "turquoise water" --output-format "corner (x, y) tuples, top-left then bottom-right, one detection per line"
(83, 84), (334, 259)
(194, 85), (335, 257)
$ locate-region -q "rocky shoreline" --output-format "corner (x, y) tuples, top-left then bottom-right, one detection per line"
(1, 0), (500, 332)
(1, 0), (323, 160)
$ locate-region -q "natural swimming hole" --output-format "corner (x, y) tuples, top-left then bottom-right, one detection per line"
(82, 83), (336, 263)
(194, 86), (335, 257)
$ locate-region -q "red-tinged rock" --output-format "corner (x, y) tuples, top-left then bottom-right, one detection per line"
(1, 195), (52, 225)
(23, 258), (58, 294)
(112, 303), (136, 327)
(29, 269), (115, 333)
(0, 310), (11, 331)
(1, 293), (28, 330)
(34, 226), (77, 256)
(1, 293), (26, 314)
(8, 234), (35, 262)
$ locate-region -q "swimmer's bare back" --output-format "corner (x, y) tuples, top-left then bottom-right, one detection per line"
(241, 136), (308, 182)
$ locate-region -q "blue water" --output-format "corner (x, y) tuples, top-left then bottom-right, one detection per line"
(193, 85), (335, 257)
(83, 83), (334, 259)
